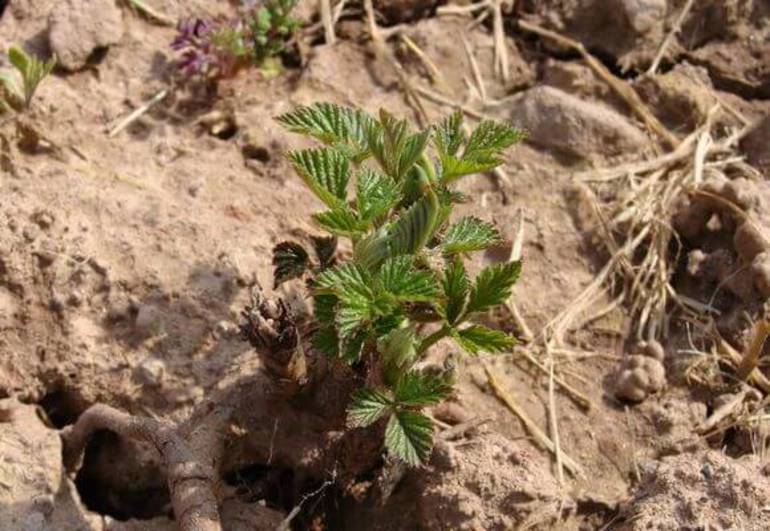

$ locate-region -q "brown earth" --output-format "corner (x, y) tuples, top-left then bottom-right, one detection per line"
(1, 0), (770, 530)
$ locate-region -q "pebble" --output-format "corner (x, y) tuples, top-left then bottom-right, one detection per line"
(136, 357), (166, 386)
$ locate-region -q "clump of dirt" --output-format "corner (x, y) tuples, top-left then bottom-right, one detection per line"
(619, 450), (770, 530)
(418, 432), (569, 530)
(672, 175), (770, 337)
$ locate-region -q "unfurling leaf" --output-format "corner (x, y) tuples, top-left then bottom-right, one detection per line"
(356, 168), (399, 222)
(466, 261), (521, 314)
(453, 325), (516, 354)
(384, 410), (433, 465)
(442, 217), (502, 254)
(347, 388), (392, 428)
(272, 241), (309, 288)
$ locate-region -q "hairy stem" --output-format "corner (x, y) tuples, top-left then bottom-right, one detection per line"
(417, 326), (450, 355)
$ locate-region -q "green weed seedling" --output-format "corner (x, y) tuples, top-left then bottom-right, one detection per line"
(0, 45), (55, 113)
(273, 103), (525, 465)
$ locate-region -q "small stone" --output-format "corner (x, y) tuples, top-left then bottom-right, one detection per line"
(31, 210), (55, 229)
(136, 357), (166, 386)
(615, 355), (666, 402)
(48, 0), (124, 71)
(214, 320), (238, 338)
(642, 340), (666, 361)
(22, 224), (40, 242)
(134, 304), (162, 335)
(67, 289), (83, 307)
(752, 252), (770, 298)
(168, 385), (204, 404)
(510, 86), (651, 161)
(734, 222), (767, 261)
(621, 0), (666, 34)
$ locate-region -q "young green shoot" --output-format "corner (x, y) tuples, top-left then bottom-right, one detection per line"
(273, 103), (525, 465)
(0, 45), (55, 113)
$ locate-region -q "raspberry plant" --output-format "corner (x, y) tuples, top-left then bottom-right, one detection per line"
(274, 103), (524, 465)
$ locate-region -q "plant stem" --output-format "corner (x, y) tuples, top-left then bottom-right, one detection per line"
(417, 326), (450, 355)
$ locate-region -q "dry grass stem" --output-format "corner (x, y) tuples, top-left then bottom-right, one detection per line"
(108, 89), (168, 137)
(320, 0), (336, 45)
(647, 0), (696, 75)
(737, 320), (770, 381)
(482, 362), (584, 477)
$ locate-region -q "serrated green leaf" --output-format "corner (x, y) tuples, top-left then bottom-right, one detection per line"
(433, 111), (465, 158)
(464, 120), (525, 159)
(466, 261), (521, 314)
(337, 298), (373, 338)
(384, 410), (434, 465)
(316, 264), (377, 338)
(313, 293), (337, 326)
(442, 217), (502, 254)
(379, 256), (439, 302)
(316, 263), (374, 302)
(394, 371), (452, 406)
(288, 148), (351, 207)
(452, 325), (516, 354)
(441, 154), (501, 182)
(276, 102), (375, 160)
(356, 168), (398, 222)
(313, 207), (365, 237)
(312, 325), (339, 357)
(272, 241), (310, 288)
(341, 328), (368, 363)
(440, 258), (468, 325)
(347, 388), (393, 428)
